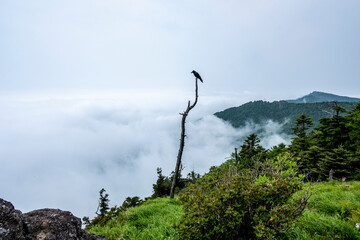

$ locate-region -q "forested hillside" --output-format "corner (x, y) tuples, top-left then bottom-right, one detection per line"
(214, 100), (357, 134)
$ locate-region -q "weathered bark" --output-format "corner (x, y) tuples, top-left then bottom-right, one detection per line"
(170, 78), (199, 199)
(235, 148), (238, 171)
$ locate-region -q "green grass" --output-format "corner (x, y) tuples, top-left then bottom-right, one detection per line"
(87, 197), (183, 240)
(87, 182), (360, 240)
(284, 181), (360, 239)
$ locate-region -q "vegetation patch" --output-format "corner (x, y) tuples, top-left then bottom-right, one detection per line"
(87, 197), (183, 240)
(175, 154), (310, 239)
(85, 181), (360, 239)
(284, 181), (360, 239)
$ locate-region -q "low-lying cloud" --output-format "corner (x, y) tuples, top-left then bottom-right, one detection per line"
(0, 90), (290, 218)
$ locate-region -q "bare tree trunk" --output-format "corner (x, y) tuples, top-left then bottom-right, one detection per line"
(170, 78), (199, 199)
(234, 148), (238, 171)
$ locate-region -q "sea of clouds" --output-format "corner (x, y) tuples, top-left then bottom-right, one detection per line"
(0, 90), (290, 219)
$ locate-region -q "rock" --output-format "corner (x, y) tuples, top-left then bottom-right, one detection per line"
(0, 198), (26, 240)
(24, 208), (108, 240)
(0, 198), (108, 240)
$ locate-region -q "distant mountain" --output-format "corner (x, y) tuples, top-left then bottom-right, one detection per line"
(286, 91), (360, 103)
(214, 92), (359, 135)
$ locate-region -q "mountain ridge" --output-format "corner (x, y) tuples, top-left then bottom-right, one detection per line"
(286, 91), (360, 103)
(214, 91), (359, 134)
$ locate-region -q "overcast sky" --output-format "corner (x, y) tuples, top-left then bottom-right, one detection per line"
(0, 1), (359, 219)
(1, 0), (359, 98)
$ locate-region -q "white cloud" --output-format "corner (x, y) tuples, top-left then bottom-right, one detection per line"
(0, 90), (290, 218)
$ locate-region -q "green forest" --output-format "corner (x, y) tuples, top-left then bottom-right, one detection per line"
(214, 100), (357, 134)
(84, 102), (360, 239)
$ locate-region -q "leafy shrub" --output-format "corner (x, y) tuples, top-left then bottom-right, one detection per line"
(176, 154), (310, 239)
(350, 208), (360, 226)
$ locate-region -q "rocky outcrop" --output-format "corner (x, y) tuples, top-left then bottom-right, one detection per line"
(0, 198), (26, 240)
(0, 198), (108, 240)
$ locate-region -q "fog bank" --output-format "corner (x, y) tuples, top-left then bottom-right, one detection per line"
(0, 90), (290, 218)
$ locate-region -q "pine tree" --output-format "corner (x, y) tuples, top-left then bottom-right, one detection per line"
(315, 105), (350, 151)
(267, 143), (287, 159)
(96, 188), (110, 217)
(152, 168), (171, 198)
(347, 103), (360, 151)
(301, 145), (324, 180)
(290, 114), (313, 153)
(238, 133), (266, 169)
(351, 151), (360, 180)
(317, 145), (353, 179)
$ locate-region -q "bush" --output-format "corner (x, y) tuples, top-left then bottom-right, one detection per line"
(176, 154), (310, 239)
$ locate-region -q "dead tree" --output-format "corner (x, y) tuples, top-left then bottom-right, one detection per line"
(170, 76), (200, 199)
(235, 148), (238, 171)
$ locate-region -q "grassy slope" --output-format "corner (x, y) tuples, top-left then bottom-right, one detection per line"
(87, 182), (360, 240)
(88, 197), (183, 240)
(284, 181), (360, 240)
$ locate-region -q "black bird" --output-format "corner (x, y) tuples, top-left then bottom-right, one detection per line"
(191, 70), (203, 83)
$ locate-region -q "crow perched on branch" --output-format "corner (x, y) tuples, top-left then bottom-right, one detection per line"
(191, 70), (203, 83)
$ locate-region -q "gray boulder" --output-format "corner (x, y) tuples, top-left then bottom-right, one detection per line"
(0, 198), (108, 240)
(0, 198), (26, 240)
